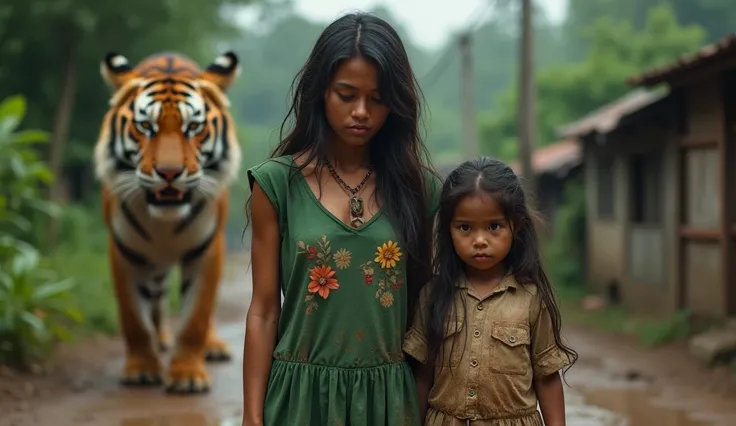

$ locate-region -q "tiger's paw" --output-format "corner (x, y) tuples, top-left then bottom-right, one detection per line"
(204, 335), (231, 362)
(120, 353), (163, 386)
(164, 353), (211, 394)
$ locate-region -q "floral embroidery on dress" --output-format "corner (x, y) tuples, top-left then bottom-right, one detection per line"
(375, 240), (402, 269)
(333, 248), (351, 270)
(307, 265), (338, 299)
(359, 240), (404, 308)
(297, 236), (352, 315)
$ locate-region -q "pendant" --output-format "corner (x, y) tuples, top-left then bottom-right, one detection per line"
(349, 196), (364, 228)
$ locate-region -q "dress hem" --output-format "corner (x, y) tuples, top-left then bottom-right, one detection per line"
(272, 357), (408, 371)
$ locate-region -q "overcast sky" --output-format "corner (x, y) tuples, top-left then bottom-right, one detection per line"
(237, 0), (567, 50)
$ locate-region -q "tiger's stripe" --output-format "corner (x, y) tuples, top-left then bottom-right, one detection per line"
(94, 51), (242, 394)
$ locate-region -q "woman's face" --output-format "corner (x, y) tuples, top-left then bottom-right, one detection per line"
(324, 56), (390, 147)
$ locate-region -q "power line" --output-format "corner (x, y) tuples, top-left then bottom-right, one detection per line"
(419, 0), (497, 90)
(421, 49), (457, 90)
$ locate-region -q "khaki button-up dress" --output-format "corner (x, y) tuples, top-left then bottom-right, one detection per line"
(403, 276), (572, 425)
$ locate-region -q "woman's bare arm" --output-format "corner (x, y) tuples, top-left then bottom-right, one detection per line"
(242, 183), (282, 426)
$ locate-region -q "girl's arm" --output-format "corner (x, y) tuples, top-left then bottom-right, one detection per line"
(413, 360), (433, 419)
(242, 183), (282, 426)
(534, 371), (565, 426)
(403, 286), (433, 422)
(529, 294), (573, 426)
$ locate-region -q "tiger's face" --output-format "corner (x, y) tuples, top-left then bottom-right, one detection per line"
(94, 51), (242, 221)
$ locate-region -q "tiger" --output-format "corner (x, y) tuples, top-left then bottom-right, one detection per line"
(93, 50), (242, 394)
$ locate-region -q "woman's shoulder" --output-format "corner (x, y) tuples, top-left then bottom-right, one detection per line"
(422, 166), (443, 215)
(248, 155), (295, 176)
(247, 155), (298, 188)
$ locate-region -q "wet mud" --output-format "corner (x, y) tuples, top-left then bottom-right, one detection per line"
(1, 257), (735, 426)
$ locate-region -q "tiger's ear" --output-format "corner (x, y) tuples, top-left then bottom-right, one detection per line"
(199, 51), (240, 92)
(100, 52), (138, 91)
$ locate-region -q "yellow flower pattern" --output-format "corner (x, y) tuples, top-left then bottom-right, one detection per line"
(375, 241), (402, 269)
(333, 248), (352, 270)
(360, 240), (405, 308)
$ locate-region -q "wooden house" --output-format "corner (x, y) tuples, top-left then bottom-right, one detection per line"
(559, 34), (736, 319)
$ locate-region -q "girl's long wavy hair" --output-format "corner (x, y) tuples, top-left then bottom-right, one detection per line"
(425, 156), (578, 377)
(244, 12), (437, 319)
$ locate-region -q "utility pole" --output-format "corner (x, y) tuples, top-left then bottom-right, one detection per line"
(459, 32), (478, 159)
(518, 0), (536, 204)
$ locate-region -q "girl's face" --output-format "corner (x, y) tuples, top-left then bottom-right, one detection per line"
(324, 57), (390, 148)
(450, 192), (513, 276)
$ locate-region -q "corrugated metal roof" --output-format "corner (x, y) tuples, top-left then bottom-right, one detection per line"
(555, 89), (664, 139)
(627, 33), (736, 87)
(509, 139), (581, 177)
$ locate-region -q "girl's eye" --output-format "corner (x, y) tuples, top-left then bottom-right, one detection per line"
(460, 224), (470, 231)
(490, 223), (501, 231)
(338, 93), (354, 102)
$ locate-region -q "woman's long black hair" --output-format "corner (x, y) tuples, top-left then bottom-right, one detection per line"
(245, 12), (437, 319)
(425, 156), (578, 376)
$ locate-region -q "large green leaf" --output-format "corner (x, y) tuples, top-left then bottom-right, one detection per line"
(32, 278), (76, 300)
(9, 129), (49, 146)
(0, 95), (26, 138)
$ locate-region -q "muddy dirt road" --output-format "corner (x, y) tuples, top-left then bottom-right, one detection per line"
(2, 256), (735, 426)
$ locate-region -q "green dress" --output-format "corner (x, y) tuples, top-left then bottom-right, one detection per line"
(247, 155), (441, 426)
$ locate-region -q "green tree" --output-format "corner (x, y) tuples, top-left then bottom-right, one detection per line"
(564, 0), (736, 53)
(479, 3), (705, 161)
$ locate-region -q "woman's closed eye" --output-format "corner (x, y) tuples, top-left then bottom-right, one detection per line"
(338, 93), (355, 102)
(337, 92), (383, 104)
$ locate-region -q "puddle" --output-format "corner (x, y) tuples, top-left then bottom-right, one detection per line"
(120, 413), (240, 426)
(583, 387), (714, 426)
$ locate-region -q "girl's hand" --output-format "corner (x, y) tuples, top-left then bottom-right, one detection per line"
(534, 371), (566, 426)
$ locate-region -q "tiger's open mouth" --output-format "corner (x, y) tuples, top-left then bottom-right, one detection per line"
(146, 187), (192, 206)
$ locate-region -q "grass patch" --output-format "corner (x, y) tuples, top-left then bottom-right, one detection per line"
(557, 285), (693, 347)
(43, 229), (118, 337)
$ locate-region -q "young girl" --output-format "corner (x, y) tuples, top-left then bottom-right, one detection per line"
(403, 156), (578, 426)
(242, 11), (441, 426)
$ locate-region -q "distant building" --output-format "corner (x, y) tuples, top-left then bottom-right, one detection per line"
(559, 33), (736, 319)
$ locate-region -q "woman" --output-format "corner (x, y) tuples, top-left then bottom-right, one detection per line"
(241, 11), (442, 426)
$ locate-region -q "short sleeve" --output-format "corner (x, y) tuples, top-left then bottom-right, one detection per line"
(246, 156), (294, 229)
(529, 295), (573, 378)
(402, 285), (431, 364)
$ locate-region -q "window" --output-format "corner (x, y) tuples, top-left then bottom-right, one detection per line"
(630, 154), (662, 224)
(596, 156), (615, 219)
